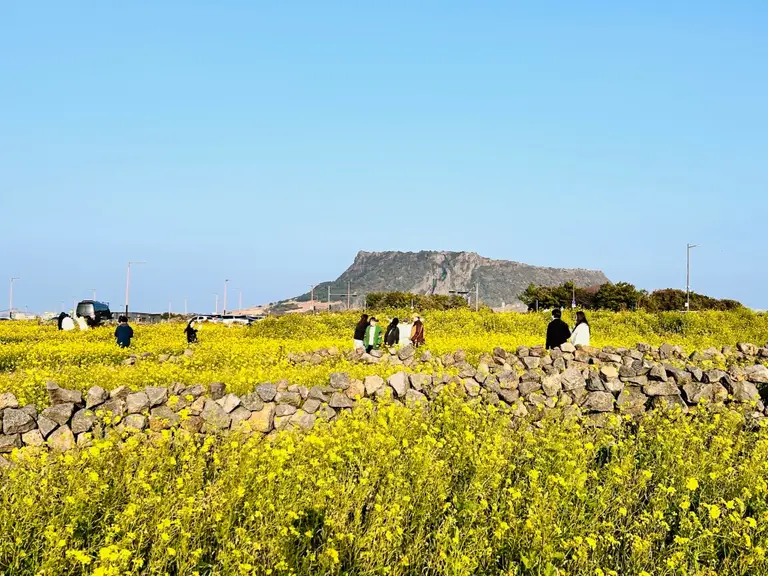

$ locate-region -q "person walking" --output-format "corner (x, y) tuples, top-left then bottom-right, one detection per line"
(115, 315), (134, 348)
(410, 315), (425, 348)
(185, 319), (198, 344)
(363, 317), (382, 353)
(384, 317), (400, 347)
(545, 308), (571, 349)
(570, 311), (591, 346)
(353, 314), (369, 351)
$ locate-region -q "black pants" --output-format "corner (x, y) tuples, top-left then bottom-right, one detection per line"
(366, 346), (373, 353)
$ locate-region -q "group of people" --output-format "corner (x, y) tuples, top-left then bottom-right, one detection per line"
(545, 309), (591, 349)
(353, 313), (425, 353)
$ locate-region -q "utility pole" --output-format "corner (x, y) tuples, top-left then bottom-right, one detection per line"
(92, 288), (97, 301)
(238, 288), (242, 312)
(184, 298), (188, 315)
(327, 285), (331, 311)
(168, 300), (172, 319)
(9, 277), (19, 319)
(214, 294), (219, 315)
(125, 261), (145, 317)
(223, 279), (229, 315)
(310, 285), (315, 313)
(686, 243), (698, 312)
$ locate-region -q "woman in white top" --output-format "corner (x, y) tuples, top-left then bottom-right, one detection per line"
(570, 311), (591, 346)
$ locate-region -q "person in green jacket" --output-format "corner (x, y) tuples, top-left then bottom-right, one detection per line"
(364, 317), (383, 353)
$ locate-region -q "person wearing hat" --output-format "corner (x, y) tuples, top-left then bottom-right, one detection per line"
(364, 317), (383, 353)
(410, 315), (425, 348)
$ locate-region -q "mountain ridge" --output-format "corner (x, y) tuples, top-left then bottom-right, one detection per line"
(284, 250), (609, 310)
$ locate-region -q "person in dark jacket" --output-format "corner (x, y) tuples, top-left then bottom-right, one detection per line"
(353, 314), (369, 351)
(184, 320), (198, 344)
(545, 309), (571, 349)
(384, 318), (400, 346)
(115, 315), (134, 348)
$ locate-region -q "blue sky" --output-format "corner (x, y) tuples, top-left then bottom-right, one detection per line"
(2, 1), (767, 313)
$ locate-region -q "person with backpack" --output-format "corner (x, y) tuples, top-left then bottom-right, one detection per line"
(364, 317), (383, 353)
(545, 308), (571, 349)
(384, 318), (400, 347)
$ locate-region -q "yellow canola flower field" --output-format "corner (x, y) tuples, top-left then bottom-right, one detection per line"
(1, 310), (768, 574)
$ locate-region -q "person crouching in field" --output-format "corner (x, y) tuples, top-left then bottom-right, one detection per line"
(353, 314), (369, 351)
(384, 317), (400, 347)
(570, 311), (591, 346)
(410, 315), (425, 348)
(546, 308), (571, 349)
(185, 319), (198, 344)
(115, 315), (134, 348)
(364, 317), (382, 353)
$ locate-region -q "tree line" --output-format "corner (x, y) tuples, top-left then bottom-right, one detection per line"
(519, 282), (743, 312)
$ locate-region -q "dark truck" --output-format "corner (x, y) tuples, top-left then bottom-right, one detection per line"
(75, 300), (113, 326)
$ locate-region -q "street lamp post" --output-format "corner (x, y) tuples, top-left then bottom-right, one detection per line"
(125, 261), (146, 317)
(92, 288), (97, 301)
(214, 294), (219, 315)
(9, 277), (20, 319)
(238, 288), (242, 312)
(686, 244), (697, 312)
(223, 279), (229, 315)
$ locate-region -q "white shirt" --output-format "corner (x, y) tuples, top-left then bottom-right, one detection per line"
(61, 317), (76, 331)
(570, 323), (590, 346)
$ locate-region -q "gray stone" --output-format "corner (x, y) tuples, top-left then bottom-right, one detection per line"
(744, 364), (768, 384)
(183, 384), (205, 399)
(648, 365), (668, 382)
(522, 356), (540, 370)
(200, 399), (231, 430)
(730, 381), (761, 403)
(180, 415), (204, 434)
(216, 393), (242, 414)
(20, 404), (36, 420)
(621, 375), (648, 387)
(568, 386), (588, 406)
(498, 371), (519, 389)
(3, 408), (36, 435)
(541, 374), (562, 397)
(463, 381), (481, 397)
(40, 403), (75, 426)
(561, 368), (585, 391)
(405, 389), (428, 407)
(289, 410), (316, 430)
(643, 381), (680, 397)
(71, 409), (96, 435)
(123, 414), (147, 431)
(125, 392), (150, 414)
(275, 392), (302, 408)
(0, 392), (19, 410)
(652, 395), (689, 413)
(560, 342), (576, 353)
(586, 375), (605, 392)
(387, 372), (409, 397)
(600, 366), (619, 381)
(329, 392), (354, 409)
(704, 370), (727, 384)
(409, 374), (432, 392)
(345, 379), (365, 399)
(329, 372), (351, 390)
(527, 392), (547, 408)
(603, 379), (625, 395)
(275, 404), (297, 417)
(110, 385), (130, 400)
(149, 406), (180, 430)
(240, 393), (264, 412)
(255, 383), (278, 403)
(302, 398), (322, 414)
(583, 391), (614, 412)
(99, 398), (126, 419)
(22, 429), (44, 447)
(518, 379), (542, 396)
(499, 389), (520, 404)
(229, 407), (252, 429)
(145, 387), (168, 407)
(617, 388), (648, 415)
(317, 405), (337, 421)
(683, 382), (728, 405)
(37, 415), (58, 439)
(398, 344), (415, 361)
(247, 403), (275, 433)
(738, 343), (758, 356)
(0, 434), (21, 453)
(47, 425), (75, 451)
(46, 381), (83, 405)
(209, 382), (226, 400)
(188, 397), (207, 415)
(307, 386), (331, 402)
(85, 386), (109, 409)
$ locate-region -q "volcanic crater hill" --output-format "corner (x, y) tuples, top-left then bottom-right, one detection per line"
(285, 251), (609, 309)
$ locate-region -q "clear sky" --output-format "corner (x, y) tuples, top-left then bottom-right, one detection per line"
(2, 1), (767, 313)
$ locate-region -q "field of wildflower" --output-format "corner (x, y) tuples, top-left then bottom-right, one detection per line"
(2, 309), (768, 575)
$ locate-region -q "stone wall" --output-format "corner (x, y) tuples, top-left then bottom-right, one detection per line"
(1, 342), (768, 459)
